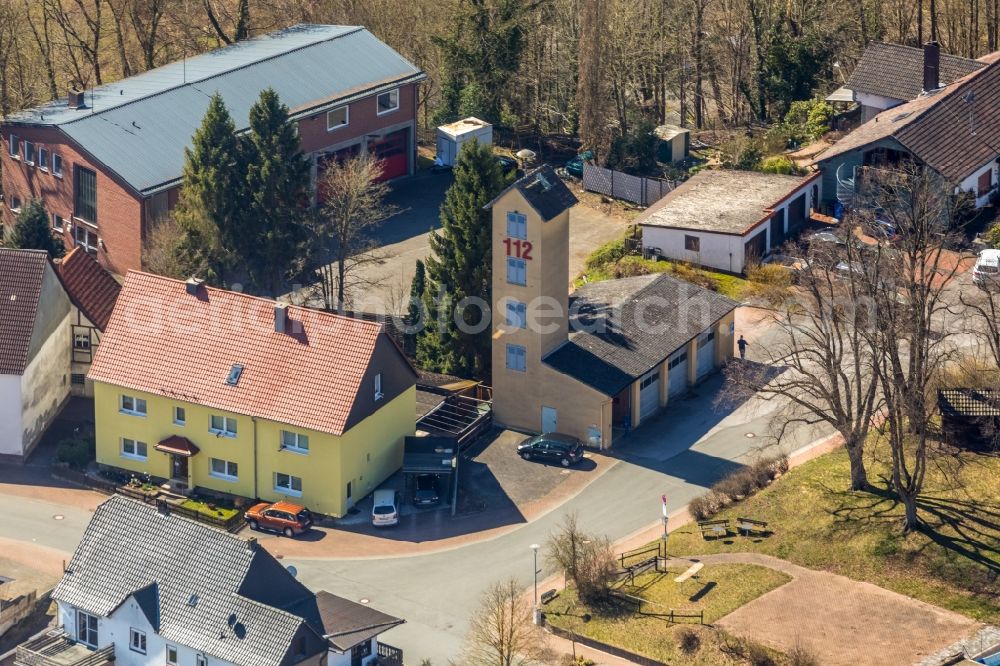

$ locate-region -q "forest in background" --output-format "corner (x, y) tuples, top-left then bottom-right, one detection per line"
(1, 0), (999, 152)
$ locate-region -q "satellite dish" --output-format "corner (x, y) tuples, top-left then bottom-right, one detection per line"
(286, 565), (298, 578)
(516, 149), (536, 161)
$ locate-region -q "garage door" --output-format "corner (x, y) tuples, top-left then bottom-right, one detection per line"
(638, 369), (660, 421)
(668, 350), (688, 396)
(697, 330), (715, 379)
(369, 129), (409, 181)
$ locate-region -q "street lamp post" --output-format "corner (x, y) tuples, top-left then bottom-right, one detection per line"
(530, 543), (541, 625)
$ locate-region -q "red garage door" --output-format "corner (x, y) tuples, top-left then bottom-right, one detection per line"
(369, 129), (409, 182)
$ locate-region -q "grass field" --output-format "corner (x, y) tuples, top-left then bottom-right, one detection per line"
(666, 444), (1000, 623)
(545, 564), (790, 665)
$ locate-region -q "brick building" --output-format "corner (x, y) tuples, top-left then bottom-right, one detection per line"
(1, 24), (425, 275)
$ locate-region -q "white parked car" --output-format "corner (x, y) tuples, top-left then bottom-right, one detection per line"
(371, 489), (400, 527)
(973, 249), (1000, 287)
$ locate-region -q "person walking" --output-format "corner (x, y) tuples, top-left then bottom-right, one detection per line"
(737, 335), (749, 360)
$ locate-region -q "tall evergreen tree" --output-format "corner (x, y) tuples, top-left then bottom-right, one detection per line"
(8, 199), (64, 258)
(405, 258), (427, 353)
(418, 140), (509, 378)
(243, 88), (310, 293)
(172, 93), (244, 284)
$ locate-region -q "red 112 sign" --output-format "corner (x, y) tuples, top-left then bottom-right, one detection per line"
(503, 238), (533, 260)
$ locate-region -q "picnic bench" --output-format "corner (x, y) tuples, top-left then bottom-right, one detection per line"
(736, 517), (769, 537)
(697, 519), (730, 539)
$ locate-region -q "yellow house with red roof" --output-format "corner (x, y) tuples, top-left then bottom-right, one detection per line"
(88, 272), (417, 517)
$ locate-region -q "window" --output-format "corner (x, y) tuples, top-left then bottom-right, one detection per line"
(129, 628), (147, 654)
(120, 394), (147, 416)
(9, 195), (21, 212)
(52, 153), (63, 177)
(174, 406), (186, 425)
(166, 646), (178, 665)
(209, 415), (237, 437)
(668, 352), (687, 369)
(374, 373), (383, 401)
(122, 438), (148, 460)
(377, 88), (399, 115)
(505, 300), (527, 328)
(38, 147), (49, 171)
(210, 458), (238, 480)
(506, 211), (527, 239)
(23, 140), (34, 165)
(295, 636), (307, 657)
(196, 655), (207, 666)
(71, 373), (86, 385)
(352, 640), (373, 659)
(281, 430), (309, 453)
(506, 257), (527, 285)
(52, 213), (64, 231)
(326, 105), (349, 130)
(506, 344), (526, 372)
(74, 166), (97, 223)
(76, 610), (98, 647)
(978, 169), (994, 197)
(274, 472), (303, 495)
(74, 224), (98, 255)
(74, 331), (91, 350)
(7, 134), (17, 158)
(684, 235), (700, 252)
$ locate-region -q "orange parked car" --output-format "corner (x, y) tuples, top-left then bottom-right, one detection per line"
(244, 501), (313, 537)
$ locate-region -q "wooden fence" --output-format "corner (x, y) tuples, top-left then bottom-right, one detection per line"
(582, 164), (676, 207)
(545, 624), (669, 666)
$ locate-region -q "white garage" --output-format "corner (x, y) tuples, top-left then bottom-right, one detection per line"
(667, 349), (688, 397)
(638, 369), (660, 420)
(696, 330), (715, 379)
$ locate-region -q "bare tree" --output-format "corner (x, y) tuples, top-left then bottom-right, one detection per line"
(576, 0), (609, 159)
(463, 578), (550, 666)
(546, 513), (617, 603)
(959, 282), (1000, 374)
(204, 0), (250, 44)
(310, 155), (396, 312)
(44, 0), (104, 87)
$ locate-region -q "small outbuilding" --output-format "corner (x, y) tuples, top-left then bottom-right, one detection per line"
(435, 117), (492, 167)
(654, 124), (691, 163)
(938, 388), (1000, 451)
(638, 169), (821, 274)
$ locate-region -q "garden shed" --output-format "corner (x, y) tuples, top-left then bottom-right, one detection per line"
(435, 117), (492, 167)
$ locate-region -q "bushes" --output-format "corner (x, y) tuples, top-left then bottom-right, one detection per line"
(585, 237), (629, 271)
(676, 627), (701, 654)
(56, 436), (95, 469)
(758, 156), (803, 175)
(688, 453), (789, 520)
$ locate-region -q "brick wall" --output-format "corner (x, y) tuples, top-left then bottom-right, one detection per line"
(296, 83), (418, 155)
(1, 125), (144, 275)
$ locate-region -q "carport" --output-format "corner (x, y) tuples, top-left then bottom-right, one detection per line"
(402, 436), (458, 513)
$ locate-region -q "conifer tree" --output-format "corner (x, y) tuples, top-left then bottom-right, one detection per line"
(418, 140), (509, 378)
(9, 199), (64, 258)
(405, 259), (427, 353)
(243, 88), (310, 293)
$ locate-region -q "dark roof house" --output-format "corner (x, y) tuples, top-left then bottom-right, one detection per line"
(0, 248), (52, 376)
(845, 42), (985, 103)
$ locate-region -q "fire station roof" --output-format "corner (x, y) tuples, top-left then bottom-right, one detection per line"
(4, 24), (425, 195)
(544, 273), (738, 396)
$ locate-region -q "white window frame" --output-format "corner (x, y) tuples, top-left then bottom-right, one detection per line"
(76, 610), (98, 647)
(281, 430), (309, 454)
(506, 344), (526, 372)
(209, 414), (237, 438)
(374, 373), (384, 401)
(52, 153), (63, 177)
(506, 257), (527, 286)
(209, 458), (238, 481)
(173, 406), (186, 426)
(74, 224), (98, 255)
(9, 195), (21, 213)
(7, 134), (18, 159)
(326, 105), (349, 131)
(505, 300), (527, 329)
(121, 438), (148, 460)
(274, 472), (303, 496)
(38, 147), (49, 172)
(23, 140), (34, 165)
(120, 394), (147, 416)
(506, 211), (527, 239)
(52, 213), (64, 231)
(129, 628), (147, 654)
(376, 88), (400, 115)
(196, 655), (207, 666)
(166, 645), (179, 665)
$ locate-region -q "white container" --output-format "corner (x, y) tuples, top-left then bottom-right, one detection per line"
(435, 117), (493, 167)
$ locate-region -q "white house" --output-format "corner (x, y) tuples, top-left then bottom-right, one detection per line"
(0, 247), (71, 462)
(638, 170), (821, 275)
(14, 495), (404, 666)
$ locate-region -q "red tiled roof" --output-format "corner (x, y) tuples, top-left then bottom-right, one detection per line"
(56, 246), (122, 330)
(88, 272), (386, 436)
(0, 248), (50, 375)
(155, 435), (200, 457)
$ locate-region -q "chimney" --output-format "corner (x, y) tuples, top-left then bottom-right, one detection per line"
(274, 303), (288, 333)
(185, 277), (205, 296)
(923, 41), (941, 92)
(68, 89), (86, 109)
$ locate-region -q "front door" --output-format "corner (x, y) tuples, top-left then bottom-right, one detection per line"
(541, 406), (558, 433)
(171, 454), (188, 481)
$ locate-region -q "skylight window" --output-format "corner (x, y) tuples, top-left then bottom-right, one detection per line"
(226, 364), (244, 386)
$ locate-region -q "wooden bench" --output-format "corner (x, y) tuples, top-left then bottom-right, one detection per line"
(540, 589), (558, 605)
(736, 517), (768, 537)
(697, 519), (730, 539)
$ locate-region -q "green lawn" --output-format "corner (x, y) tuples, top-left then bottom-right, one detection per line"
(666, 446), (1000, 622)
(545, 564), (790, 665)
(180, 499), (240, 522)
(576, 252), (749, 301)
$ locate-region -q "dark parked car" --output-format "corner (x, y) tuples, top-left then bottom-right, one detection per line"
(517, 433), (584, 467)
(244, 501), (313, 537)
(564, 150), (594, 178)
(413, 474), (441, 506)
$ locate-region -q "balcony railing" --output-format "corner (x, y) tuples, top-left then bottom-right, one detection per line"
(376, 641), (404, 666)
(14, 630), (114, 666)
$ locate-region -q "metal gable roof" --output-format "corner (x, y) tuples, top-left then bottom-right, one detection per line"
(5, 25), (425, 194)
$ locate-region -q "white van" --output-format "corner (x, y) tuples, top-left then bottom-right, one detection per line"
(371, 489), (400, 527)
